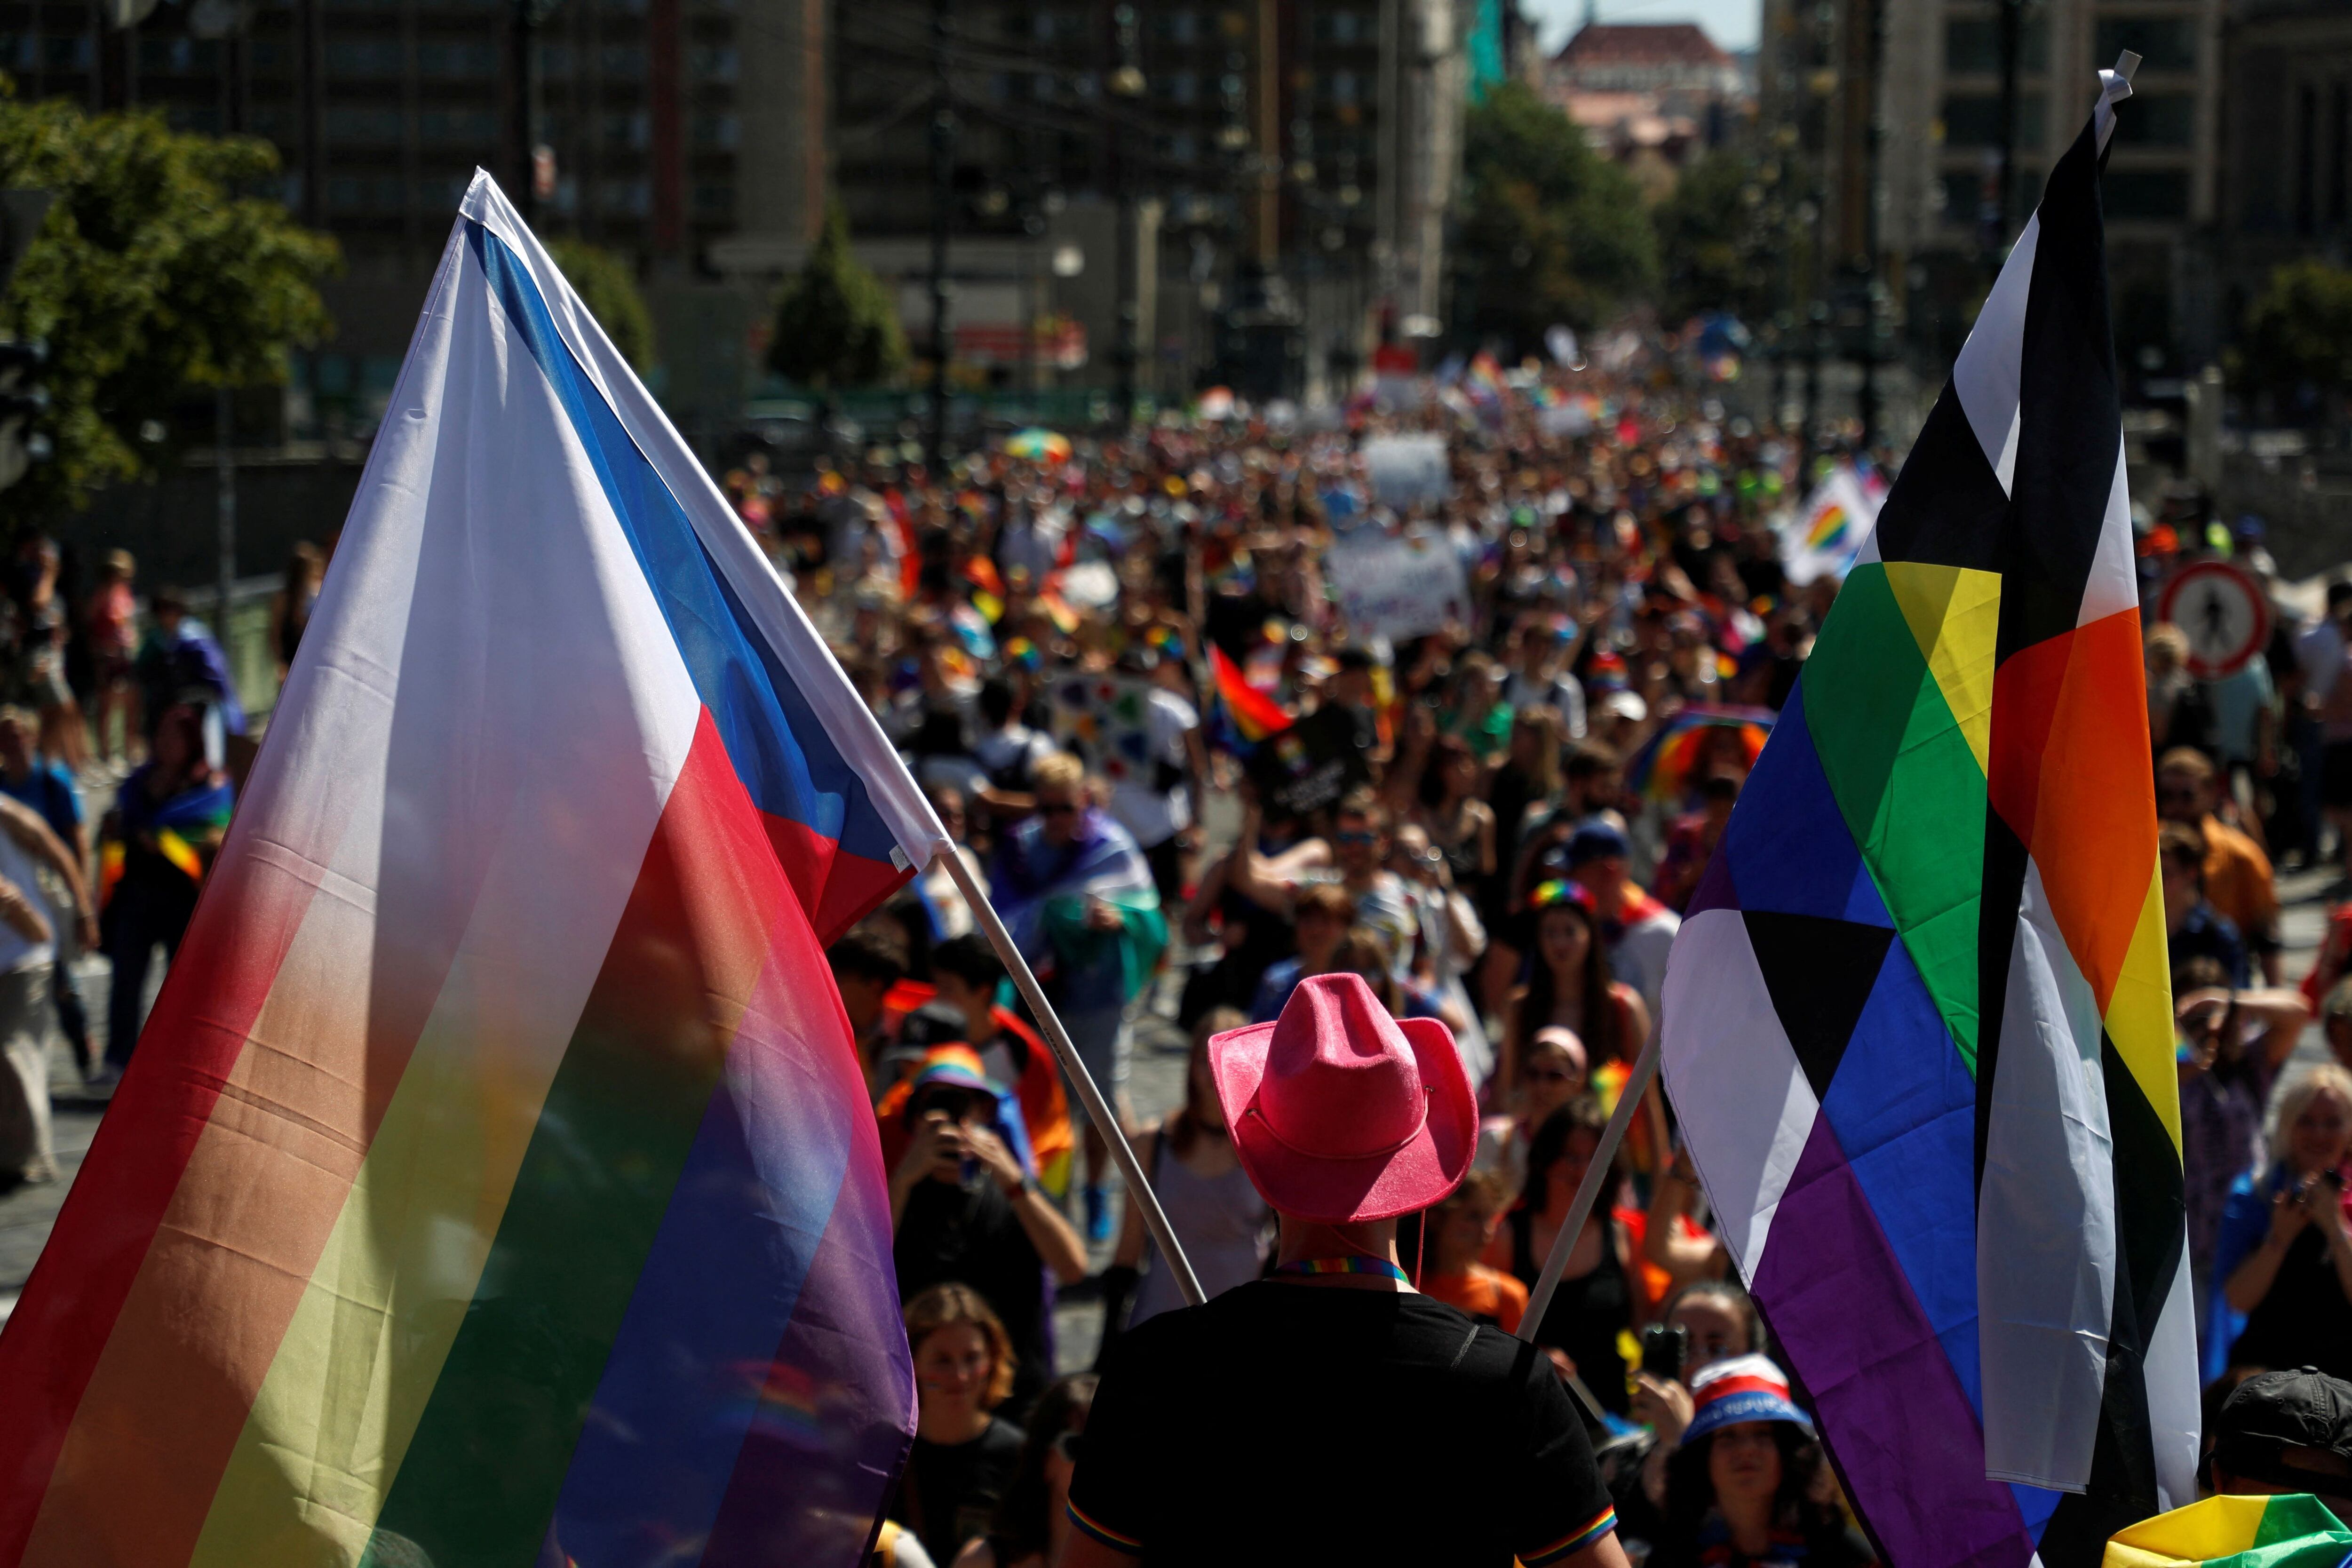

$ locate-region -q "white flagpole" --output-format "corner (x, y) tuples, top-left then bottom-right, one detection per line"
(935, 846), (1207, 1308)
(1516, 1030), (1663, 1344)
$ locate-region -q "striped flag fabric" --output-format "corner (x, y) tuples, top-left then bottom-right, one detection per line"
(1661, 60), (2199, 1568)
(0, 173), (949, 1568)
(1208, 644), (1294, 746)
(2104, 1496), (2352, 1568)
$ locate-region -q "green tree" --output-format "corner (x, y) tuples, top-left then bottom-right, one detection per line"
(0, 88), (339, 519)
(1452, 81), (1658, 347)
(1653, 149), (1783, 325)
(769, 200), (907, 390)
(2240, 259), (2352, 421)
(546, 237), (655, 374)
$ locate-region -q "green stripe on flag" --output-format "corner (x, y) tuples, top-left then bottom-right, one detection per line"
(1799, 563), (1989, 1072)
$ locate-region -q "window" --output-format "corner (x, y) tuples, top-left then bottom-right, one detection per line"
(419, 108), (497, 142)
(2112, 92), (2193, 146)
(538, 41), (573, 77)
(1317, 8), (1368, 45)
(1162, 71), (1197, 104)
(694, 180), (732, 217)
(326, 105), (404, 142)
(690, 43), (737, 81)
(691, 111), (738, 149)
(326, 40), (403, 76)
(2105, 167), (2189, 220)
(600, 177), (650, 216)
(1154, 9), (1199, 43)
(415, 40), (496, 77)
(43, 34), (94, 69)
(1940, 93), (2042, 149)
(607, 110), (652, 148)
(2094, 17), (2195, 72)
(1943, 13), (2047, 73)
(602, 42), (646, 78)
(1327, 70), (1357, 105)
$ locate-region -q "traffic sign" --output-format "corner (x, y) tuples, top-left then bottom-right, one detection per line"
(2157, 559), (2271, 680)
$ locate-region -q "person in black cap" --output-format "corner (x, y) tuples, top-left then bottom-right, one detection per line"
(2208, 1367), (2352, 1519)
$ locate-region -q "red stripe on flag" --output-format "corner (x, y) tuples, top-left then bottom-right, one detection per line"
(1210, 645), (1291, 742)
(760, 812), (910, 947)
(0, 840), (320, 1561)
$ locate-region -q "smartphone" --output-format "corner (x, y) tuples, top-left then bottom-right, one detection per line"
(1641, 1323), (1688, 1383)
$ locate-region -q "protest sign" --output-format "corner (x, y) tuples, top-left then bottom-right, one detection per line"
(1246, 704), (1370, 819)
(1361, 433), (1450, 509)
(1048, 672), (1159, 786)
(1326, 530), (1471, 642)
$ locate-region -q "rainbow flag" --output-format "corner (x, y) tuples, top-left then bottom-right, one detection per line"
(0, 175), (948, 1568)
(1661, 63), (2198, 1568)
(2105, 1496), (2352, 1568)
(1209, 644), (1292, 745)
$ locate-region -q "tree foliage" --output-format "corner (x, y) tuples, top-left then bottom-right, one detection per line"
(0, 87), (339, 519)
(1453, 81), (1658, 347)
(546, 237), (655, 374)
(769, 201), (906, 390)
(1653, 149), (1784, 325)
(2240, 260), (2352, 414)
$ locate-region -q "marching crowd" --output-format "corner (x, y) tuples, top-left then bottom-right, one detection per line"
(0, 326), (2342, 1565)
(782, 339), (2352, 1566)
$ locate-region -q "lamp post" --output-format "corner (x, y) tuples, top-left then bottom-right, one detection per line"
(926, 0), (954, 467)
(1108, 4), (1145, 430)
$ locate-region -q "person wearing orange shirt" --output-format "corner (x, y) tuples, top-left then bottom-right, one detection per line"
(1417, 1169), (1530, 1333)
(2159, 747), (2281, 984)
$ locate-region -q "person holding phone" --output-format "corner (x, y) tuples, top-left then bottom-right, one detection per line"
(2215, 1063), (2352, 1381)
(1064, 973), (1629, 1568)
(891, 1052), (1090, 1412)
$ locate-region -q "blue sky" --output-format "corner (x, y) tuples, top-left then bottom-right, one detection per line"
(1522, 0), (1761, 53)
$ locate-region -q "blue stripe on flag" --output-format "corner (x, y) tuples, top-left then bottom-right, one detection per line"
(465, 220), (902, 869)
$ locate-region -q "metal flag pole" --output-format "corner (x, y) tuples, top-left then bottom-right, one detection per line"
(1516, 1029), (1663, 1345)
(935, 844), (1207, 1307)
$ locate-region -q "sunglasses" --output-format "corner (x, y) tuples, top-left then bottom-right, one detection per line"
(1039, 801), (1080, 817)
(1335, 830), (1378, 846)
(2157, 787), (2201, 805)
(1525, 1068), (1575, 1084)
(1051, 1431), (1085, 1464)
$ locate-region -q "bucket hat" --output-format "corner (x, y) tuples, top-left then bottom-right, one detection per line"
(1682, 1354), (1815, 1446)
(1208, 972), (1475, 1224)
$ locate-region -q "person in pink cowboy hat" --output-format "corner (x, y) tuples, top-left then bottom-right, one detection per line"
(1061, 971), (1629, 1568)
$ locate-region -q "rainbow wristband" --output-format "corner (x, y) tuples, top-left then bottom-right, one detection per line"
(1275, 1256), (1409, 1283)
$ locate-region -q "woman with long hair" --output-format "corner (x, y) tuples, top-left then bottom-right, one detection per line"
(1650, 1358), (1872, 1568)
(1485, 1096), (1637, 1414)
(891, 1284), (1028, 1568)
(1412, 733), (1496, 890)
(952, 1375), (1098, 1568)
(1104, 1007), (1272, 1334)
(1502, 881), (1646, 1101)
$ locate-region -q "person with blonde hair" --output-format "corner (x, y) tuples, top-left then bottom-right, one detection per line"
(890, 1283), (1028, 1566)
(2212, 1062), (2352, 1380)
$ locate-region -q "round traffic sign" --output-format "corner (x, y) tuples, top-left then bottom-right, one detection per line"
(2156, 559), (2271, 680)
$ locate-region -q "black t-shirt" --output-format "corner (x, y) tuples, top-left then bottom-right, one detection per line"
(894, 1180), (1052, 1408)
(1067, 1281), (1619, 1566)
(890, 1417), (1027, 1565)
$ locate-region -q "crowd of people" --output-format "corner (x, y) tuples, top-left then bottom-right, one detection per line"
(783, 339), (2352, 1564)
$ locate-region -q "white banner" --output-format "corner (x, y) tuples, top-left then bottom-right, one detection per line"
(1361, 433), (1451, 509)
(1327, 531), (1471, 642)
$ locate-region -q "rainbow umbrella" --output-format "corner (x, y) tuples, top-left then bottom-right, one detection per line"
(1625, 703), (1776, 804)
(1006, 428), (1072, 465)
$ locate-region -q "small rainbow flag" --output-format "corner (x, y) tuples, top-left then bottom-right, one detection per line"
(1209, 645), (1292, 745)
(2104, 1495), (2351, 1568)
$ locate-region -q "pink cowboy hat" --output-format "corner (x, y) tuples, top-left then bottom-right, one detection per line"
(1208, 972), (1477, 1224)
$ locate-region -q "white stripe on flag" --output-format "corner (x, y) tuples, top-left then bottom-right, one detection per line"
(1661, 910), (1820, 1280)
(458, 172), (951, 872)
(2144, 1246), (2201, 1511)
(1978, 858), (2117, 1491)
(2080, 436), (2139, 627)
(1950, 214), (2040, 495)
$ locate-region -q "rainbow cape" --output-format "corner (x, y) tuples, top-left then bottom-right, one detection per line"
(1625, 704), (1774, 804)
(2105, 1496), (2352, 1568)
(1209, 644), (1292, 745)
(1661, 65), (2196, 1568)
(0, 174), (948, 1568)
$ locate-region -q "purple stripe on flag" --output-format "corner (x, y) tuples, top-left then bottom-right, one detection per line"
(545, 837), (910, 1568)
(701, 1146), (915, 1568)
(1754, 1116), (2035, 1568)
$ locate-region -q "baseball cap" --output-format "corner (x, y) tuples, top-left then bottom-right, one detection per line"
(2210, 1367), (2352, 1496)
(1564, 820), (1633, 870)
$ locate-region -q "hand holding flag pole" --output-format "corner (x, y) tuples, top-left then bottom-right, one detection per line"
(937, 844), (1208, 1307)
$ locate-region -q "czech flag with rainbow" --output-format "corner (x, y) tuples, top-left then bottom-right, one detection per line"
(0, 173), (950, 1568)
